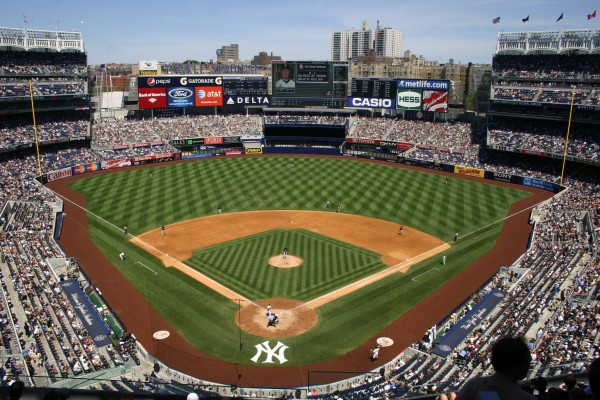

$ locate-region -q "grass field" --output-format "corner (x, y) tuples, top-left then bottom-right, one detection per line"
(187, 228), (385, 301)
(67, 156), (531, 365)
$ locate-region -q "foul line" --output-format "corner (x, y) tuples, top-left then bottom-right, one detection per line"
(46, 187), (256, 308)
(296, 199), (548, 311)
(412, 268), (438, 281)
(135, 262), (158, 275)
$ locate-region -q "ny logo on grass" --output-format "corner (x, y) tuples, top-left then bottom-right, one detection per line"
(251, 341), (289, 364)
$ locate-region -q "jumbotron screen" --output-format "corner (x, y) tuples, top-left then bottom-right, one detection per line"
(347, 78), (450, 112)
(271, 61), (348, 107)
(137, 76), (270, 109)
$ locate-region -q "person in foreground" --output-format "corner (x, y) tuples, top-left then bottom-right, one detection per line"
(456, 336), (536, 400)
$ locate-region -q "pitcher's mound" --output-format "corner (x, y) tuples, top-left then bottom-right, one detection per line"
(236, 298), (317, 338)
(268, 255), (303, 268)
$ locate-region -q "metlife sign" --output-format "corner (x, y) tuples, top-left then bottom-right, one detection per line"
(347, 96), (395, 109)
(397, 79), (450, 91)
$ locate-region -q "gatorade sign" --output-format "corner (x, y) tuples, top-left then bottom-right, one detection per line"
(396, 90), (422, 110)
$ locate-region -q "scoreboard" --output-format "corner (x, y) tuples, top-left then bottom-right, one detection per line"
(271, 61), (349, 108)
(351, 78), (397, 99)
(223, 77), (268, 96)
(348, 78), (449, 111)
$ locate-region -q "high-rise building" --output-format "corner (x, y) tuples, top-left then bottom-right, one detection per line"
(331, 21), (402, 61)
(216, 44), (239, 63)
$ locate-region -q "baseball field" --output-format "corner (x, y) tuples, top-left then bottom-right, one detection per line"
(48, 155), (552, 386)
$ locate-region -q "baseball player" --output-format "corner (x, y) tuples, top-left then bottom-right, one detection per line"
(161, 225), (165, 236)
(282, 247), (288, 260)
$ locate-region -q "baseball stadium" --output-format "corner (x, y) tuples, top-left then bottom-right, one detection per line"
(0, 23), (599, 400)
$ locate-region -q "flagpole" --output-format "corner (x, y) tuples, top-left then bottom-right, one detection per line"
(559, 86), (576, 187)
(29, 80), (44, 180)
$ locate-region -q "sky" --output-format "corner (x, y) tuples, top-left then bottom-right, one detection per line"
(1, 0), (599, 65)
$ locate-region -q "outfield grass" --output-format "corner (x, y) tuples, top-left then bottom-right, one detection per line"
(68, 156), (531, 365)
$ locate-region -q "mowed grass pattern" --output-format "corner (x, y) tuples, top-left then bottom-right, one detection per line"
(66, 156), (532, 365)
(69, 156), (525, 240)
(186, 228), (384, 301)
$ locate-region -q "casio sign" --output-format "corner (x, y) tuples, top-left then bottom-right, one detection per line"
(397, 91), (422, 108)
(168, 88), (193, 98)
(351, 98), (392, 108)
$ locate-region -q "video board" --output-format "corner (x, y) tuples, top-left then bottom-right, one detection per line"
(222, 76), (271, 107)
(397, 79), (450, 112)
(347, 78), (450, 112)
(271, 61), (348, 107)
(348, 78), (398, 109)
(137, 76), (271, 109)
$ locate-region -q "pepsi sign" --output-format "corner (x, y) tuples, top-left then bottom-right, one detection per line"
(167, 87), (194, 107)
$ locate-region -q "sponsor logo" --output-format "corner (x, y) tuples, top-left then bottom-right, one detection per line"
(195, 86), (223, 106)
(494, 172), (512, 181)
(94, 334), (107, 342)
(251, 341), (289, 364)
(180, 77), (187, 85)
(204, 137), (223, 145)
(245, 147), (262, 154)
(168, 87), (193, 98)
(139, 91), (166, 98)
(186, 77), (222, 85)
(47, 168), (73, 181)
(350, 97), (392, 108)
(397, 91), (422, 109)
(146, 77), (171, 86)
(225, 96), (271, 106)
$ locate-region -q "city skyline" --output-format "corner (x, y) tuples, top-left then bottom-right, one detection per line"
(1, 0), (599, 65)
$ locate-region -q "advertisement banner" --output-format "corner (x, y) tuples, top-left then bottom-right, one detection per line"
(138, 88), (167, 109)
(195, 86), (223, 107)
(204, 137), (223, 145)
(454, 165), (485, 178)
(245, 147), (262, 154)
(396, 90), (422, 110)
(347, 97), (395, 109)
(60, 280), (111, 347)
(167, 87), (194, 108)
(422, 90), (448, 112)
(101, 159), (131, 170)
(397, 79), (450, 91)
(521, 177), (560, 192)
(226, 150), (242, 156)
(74, 163), (101, 175)
(346, 138), (381, 145)
(139, 59), (158, 71)
(224, 95), (271, 106)
(47, 167), (73, 182)
(432, 289), (506, 357)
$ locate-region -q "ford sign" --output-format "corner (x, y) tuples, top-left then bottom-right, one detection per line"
(168, 88), (193, 98)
